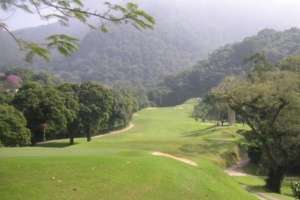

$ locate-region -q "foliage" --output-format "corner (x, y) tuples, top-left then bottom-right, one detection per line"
(192, 96), (228, 125)
(0, 1), (260, 89)
(1, 67), (61, 86)
(76, 82), (113, 141)
(210, 58), (300, 193)
(12, 82), (69, 143)
(56, 83), (80, 144)
(0, 104), (31, 146)
(0, 91), (13, 104)
(109, 88), (136, 130)
(0, 0), (154, 61)
(0, 67), (140, 145)
(292, 182), (300, 200)
(152, 28), (300, 106)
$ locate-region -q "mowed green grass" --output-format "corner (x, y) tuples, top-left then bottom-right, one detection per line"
(0, 100), (257, 200)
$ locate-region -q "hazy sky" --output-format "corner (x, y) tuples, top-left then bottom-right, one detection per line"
(1, 0), (300, 30)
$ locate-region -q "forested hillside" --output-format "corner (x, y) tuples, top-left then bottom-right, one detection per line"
(151, 28), (300, 106)
(2, 0), (300, 86)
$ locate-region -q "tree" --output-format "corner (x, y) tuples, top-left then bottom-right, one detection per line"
(0, 104), (31, 146)
(57, 83), (80, 145)
(212, 71), (300, 193)
(108, 88), (136, 130)
(12, 82), (69, 143)
(77, 82), (113, 142)
(0, 0), (154, 61)
(0, 91), (13, 104)
(278, 56), (300, 72)
(193, 95), (228, 126)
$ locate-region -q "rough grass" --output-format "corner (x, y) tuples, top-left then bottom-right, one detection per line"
(234, 175), (295, 200)
(0, 100), (257, 200)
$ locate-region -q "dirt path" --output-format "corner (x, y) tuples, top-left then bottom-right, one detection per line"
(93, 123), (135, 139)
(225, 159), (280, 200)
(225, 159), (250, 176)
(152, 152), (198, 167)
(255, 193), (281, 200)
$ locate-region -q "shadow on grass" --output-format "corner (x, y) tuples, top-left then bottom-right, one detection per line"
(35, 141), (78, 148)
(179, 140), (234, 155)
(182, 125), (218, 137)
(239, 183), (265, 193)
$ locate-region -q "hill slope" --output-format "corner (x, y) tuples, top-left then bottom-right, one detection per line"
(0, 101), (257, 200)
(152, 28), (300, 106)
(3, 0), (300, 86)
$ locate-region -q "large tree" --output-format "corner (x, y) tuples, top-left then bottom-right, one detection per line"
(57, 83), (80, 145)
(212, 70), (300, 193)
(77, 82), (113, 142)
(12, 82), (69, 143)
(0, 0), (154, 61)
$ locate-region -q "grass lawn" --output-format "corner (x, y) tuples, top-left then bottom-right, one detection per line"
(0, 100), (259, 200)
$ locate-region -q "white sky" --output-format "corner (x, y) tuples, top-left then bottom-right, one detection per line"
(1, 0), (300, 30)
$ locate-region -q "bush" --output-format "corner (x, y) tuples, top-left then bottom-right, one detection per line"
(0, 104), (31, 146)
(292, 182), (300, 200)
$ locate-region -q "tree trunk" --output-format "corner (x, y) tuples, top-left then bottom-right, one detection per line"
(86, 126), (91, 142)
(42, 128), (46, 142)
(69, 132), (74, 145)
(228, 107), (236, 125)
(265, 166), (286, 193)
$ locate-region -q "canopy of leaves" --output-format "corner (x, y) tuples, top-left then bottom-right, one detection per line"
(210, 59), (300, 192)
(12, 82), (69, 142)
(0, 104), (31, 146)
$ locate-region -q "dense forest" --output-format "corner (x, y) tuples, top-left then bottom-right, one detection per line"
(2, 0), (300, 87)
(151, 28), (300, 106)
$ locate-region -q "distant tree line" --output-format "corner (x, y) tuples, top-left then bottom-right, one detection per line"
(0, 68), (139, 146)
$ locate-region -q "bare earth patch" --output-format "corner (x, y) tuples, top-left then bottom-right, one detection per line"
(225, 159), (250, 177)
(152, 152), (198, 167)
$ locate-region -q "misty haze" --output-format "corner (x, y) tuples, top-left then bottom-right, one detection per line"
(0, 1), (300, 200)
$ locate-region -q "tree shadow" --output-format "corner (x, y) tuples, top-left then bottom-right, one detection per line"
(241, 184), (265, 193)
(182, 125), (218, 137)
(179, 140), (233, 155)
(35, 141), (77, 148)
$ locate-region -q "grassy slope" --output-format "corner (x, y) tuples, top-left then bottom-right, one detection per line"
(0, 100), (257, 200)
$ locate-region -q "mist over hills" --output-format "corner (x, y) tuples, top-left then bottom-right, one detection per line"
(1, 0), (300, 86)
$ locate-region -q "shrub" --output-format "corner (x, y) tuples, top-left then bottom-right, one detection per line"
(292, 181), (300, 200)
